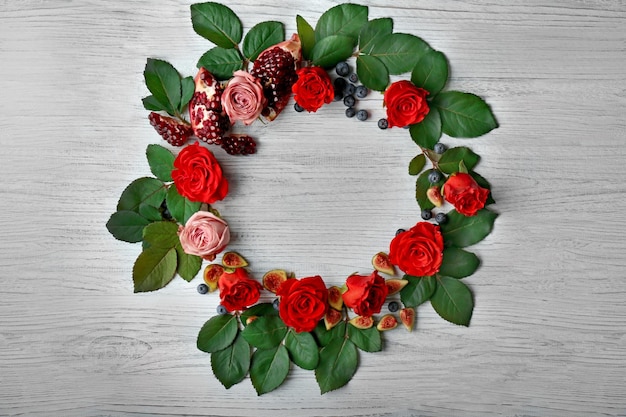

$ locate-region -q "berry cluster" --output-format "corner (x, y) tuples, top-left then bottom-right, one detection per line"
(334, 61), (370, 121)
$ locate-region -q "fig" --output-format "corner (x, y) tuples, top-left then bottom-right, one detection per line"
(328, 286), (344, 311)
(324, 308), (343, 331)
(246, 316), (258, 325)
(400, 307), (415, 332)
(427, 186), (444, 207)
(348, 315), (374, 330)
(221, 251), (248, 268)
(385, 278), (409, 295)
(376, 314), (398, 331)
(262, 269), (288, 293)
(372, 252), (395, 276)
(203, 263), (224, 292)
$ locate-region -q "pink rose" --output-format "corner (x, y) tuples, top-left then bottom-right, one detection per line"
(221, 70), (266, 125)
(177, 211), (230, 261)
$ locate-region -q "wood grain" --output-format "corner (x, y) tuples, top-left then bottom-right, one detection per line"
(1, 0), (625, 416)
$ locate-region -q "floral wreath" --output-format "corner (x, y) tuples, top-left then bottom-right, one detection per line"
(106, 2), (498, 395)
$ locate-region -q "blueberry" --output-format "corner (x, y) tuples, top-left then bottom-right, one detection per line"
(434, 143), (447, 154)
(428, 170), (443, 184)
(197, 283), (209, 294)
(334, 77), (347, 91)
(403, 125), (410, 129)
(345, 107), (356, 118)
(348, 73), (358, 83)
(356, 109), (368, 121)
(395, 228), (406, 236)
(388, 301), (400, 312)
(377, 118), (389, 130)
(217, 305), (228, 315)
(355, 85), (368, 98)
(272, 298), (280, 310)
(435, 212), (448, 224)
(421, 208), (432, 220)
(333, 88), (344, 102)
(294, 102), (304, 112)
(343, 95), (356, 107)
(344, 83), (356, 96)
(335, 61), (350, 77)
(162, 209), (172, 220)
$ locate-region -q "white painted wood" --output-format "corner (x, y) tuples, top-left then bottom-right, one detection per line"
(1, 0), (626, 415)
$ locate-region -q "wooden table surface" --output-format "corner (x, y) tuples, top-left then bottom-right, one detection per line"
(1, 1), (625, 416)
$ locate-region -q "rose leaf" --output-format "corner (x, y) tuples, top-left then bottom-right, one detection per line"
(117, 177), (167, 213)
(400, 275), (436, 307)
(315, 337), (358, 394)
(409, 106), (442, 149)
(310, 35), (354, 68)
(211, 332), (250, 389)
(431, 276), (474, 326)
(358, 17), (393, 55)
(285, 330), (320, 370)
(315, 3), (368, 46)
(196, 47), (243, 80)
(440, 208), (498, 248)
(146, 144), (175, 182)
(347, 325), (381, 353)
(411, 50), (449, 97)
(439, 247), (480, 279)
(106, 210), (151, 243)
(438, 146), (480, 174)
(433, 91), (499, 138)
(190, 2), (242, 49)
(241, 315), (288, 349)
(356, 54), (389, 92)
(166, 184), (201, 225)
(243, 21), (284, 62)
(132, 246), (177, 292)
(250, 345), (290, 395)
(197, 314), (239, 353)
(296, 15), (315, 60)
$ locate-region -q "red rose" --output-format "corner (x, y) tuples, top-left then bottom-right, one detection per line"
(171, 142), (228, 203)
(218, 268), (262, 312)
(383, 80), (430, 128)
(342, 271), (388, 317)
(277, 276), (328, 333)
(443, 173), (489, 216)
(389, 222), (444, 277)
(292, 66), (334, 112)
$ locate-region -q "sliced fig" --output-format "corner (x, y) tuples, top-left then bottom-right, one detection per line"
(203, 263), (224, 292)
(262, 269), (288, 293)
(348, 315), (374, 330)
(221, 251), (248, 268)
(324, 308), (342, 331)
(400, 307), (415, 332)
(245, 316), (258, 325)
(385, 278), (409, 295)
(328, 286), (344, 311)
(372, 252), (395, 276)
(376, 314), (398, 331)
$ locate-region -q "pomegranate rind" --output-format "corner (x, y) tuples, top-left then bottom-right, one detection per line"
(372, 252), (396, 276)
(221, 251), (248, 268)
(385, 278), (409, 295)
(328, 286), (344, 310)
(376, 314), (398, 331)
(203, 263), (224, 292)
(324, 308), (343, 331)
(400, 308), (415, 332)
(348, 315), (374, 330)
(262, 269), (288, 293)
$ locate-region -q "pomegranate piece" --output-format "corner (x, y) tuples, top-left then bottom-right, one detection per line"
(148, 112), (193, 147)
(221, 135), (257, 156)
(189, 68), (230, 145)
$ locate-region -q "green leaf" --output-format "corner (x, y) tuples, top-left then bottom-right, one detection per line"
(315, 337), (358, 394)
(117, 177), (166, 213)
(369, 33), (431, 75)
(146, 144), (175, 182)
(197, 314), (239, 353)
(142, 95), (167, 112)
(433, 91), (498, 138)
(190, 2), (242, 49)
(310, 35), (354, 68)
(211, 332), (250, 389)
(439, 247), (480, 279)
(106, 210), (150, 243)
(408, 153), (426, 176)
(197, 47), (243, 80)
(166, 184), (201, 225)
(356, 54), (389, 91)
(240, 303), (278, 327)
(313, 320), (346, 347)
(138, 204), (162, 222)
(400, 275), (436, 307)
(415, 168), (444, 210)
(411, 50), (448, 96)
(431, 276), (473, 326)
(285, 330), (319, 370)
(438, 146), (480, 174)
(296, 15), (315, 60)
(241, 315), (288, 349)
(440, 209), (498, 248)
(144, 58), (182, 116)
(132, 246), (177, 292)
(243, 21), (284, 62)
(175, 244), (202, 282)
(409, 106), (442, 149)
(250, 345), (290, 395)
(347, 325), (381, 352)
(358, 18), (393, 55)
(142, 221), (179, 249)
(470, 171), (495, 205)
(180, 76), (195, 112)
(315, 3), (368, 45)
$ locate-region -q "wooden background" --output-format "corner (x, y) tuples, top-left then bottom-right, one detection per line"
(1, 0), (625, 416)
